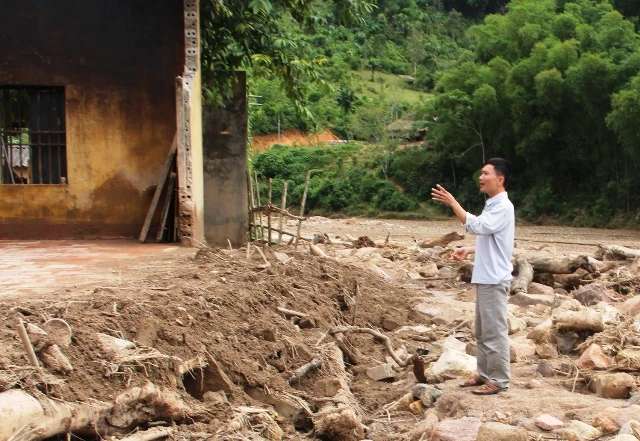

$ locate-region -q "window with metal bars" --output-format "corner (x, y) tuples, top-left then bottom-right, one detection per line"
(0, 86), (67, 185)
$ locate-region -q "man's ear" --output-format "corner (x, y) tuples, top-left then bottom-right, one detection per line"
(497, 174), (505, 187)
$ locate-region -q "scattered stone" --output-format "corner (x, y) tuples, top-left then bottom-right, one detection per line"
(510, 337), (536, 360)
(618, 295), (640, 317)
(440, 335), (467, 353)
(273, 252), (292, 263)
(465, 341), (477, 357)
(411, 304), (466, 327)
(97, 333), (136, 357)
(507, 313), (527, 335)
(432, 349), (477, 379)
(594, 301), (621, 325)
(535, 414), (564, 431)
(418, 262), (439, 278)
(537, 359), (573, 378)
(203, 390), (228, 404)
(561, 420), (601, 441)
(354, 247), (378, 259)
(476, 422), (528, 441)
(619, 420), (640, 436)
(381, 316), (402, 332)
(527, 317), (554, 344)
(529, 282), (555, 296)
(409, 400), (425, 415)
(573, 283), (612, 306)
(509, 293), (554, 308)
(576, 344), (611, 370)
(592, 373), (635, 399)
(412, 383), (444, 407)
(366, 363), (396, 381)
(255, 329), (278, 342)
(554, 331), (581, 354)
(311, 379), (341, 397)
(438, 266), (457, 278)
(525, 379), (543, 389)
(135, 316), (159, 347)
(298, 317), (316, 329)
(593, 405), (640, 432)
(536, 343), (559, 359)
(432, 417), (482, 441)
(409, 412), (439, 441)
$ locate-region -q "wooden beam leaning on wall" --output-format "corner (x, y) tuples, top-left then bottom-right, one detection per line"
(139, 135), (178, 243)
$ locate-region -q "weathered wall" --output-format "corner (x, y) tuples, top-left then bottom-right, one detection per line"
(0, 1), (184, 238)
(202, 73), (248, 247)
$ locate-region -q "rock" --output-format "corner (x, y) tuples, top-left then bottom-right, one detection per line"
(438, 266), (457, 278)
(440, 335), (467, 353)
(529, 282), (555, 296)
(608, 435), (638, 441)
(135, 317), (159, 347)
(203, 390), (228, 404)
(432, 349), (477, 379)
(97, 333), (136, 357)
(254, 329), (278, 342)
(510, 337), (537, 361)
(535, 414), (564, 431)
(40, 344), (73, 374)
(592, 373), (635, 399)
(411, 304), (466, 327)
(594, 301), (621, 325)
(412, 384), (443, 407)
(410, 412), (439, 441)
(573, 283), (612, 306)
(298, 317), (316, 329)
(432, 417), (482, 441)
(465, 341), (477, 356)
(576, 344), (611, 370)
(312, 379), (341, 397)
(309, 244), (327, 257)
(525, 378), (543, 389)
(273, 252), (291, 263)
(354, 247), (378, 259)
(619, 420), (640, 436)
(619, 295), (640, 317)
(507, 312), (527, 335)
(554, 331), (581, 354)
(509, 293), (554, 308)
(409, 400), (425, 415)
(536, 343), (559, 359)
(537, 359), (573, 378)
(561, 420), (601, 441)
(594, 406), (640, 432)
(380, 316), (402, 332)
(476, 422), (528, 441)
(366, 363), (396, 381)
(527, 317), (554, 344)
(418, 262), (439, 278)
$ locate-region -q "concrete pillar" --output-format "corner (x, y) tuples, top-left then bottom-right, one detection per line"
(202, 72), (248, 247)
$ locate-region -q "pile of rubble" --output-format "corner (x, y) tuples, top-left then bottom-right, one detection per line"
(1, 227), (640, 441)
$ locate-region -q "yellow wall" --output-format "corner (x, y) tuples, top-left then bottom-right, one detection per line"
(0, 1), (184, 238)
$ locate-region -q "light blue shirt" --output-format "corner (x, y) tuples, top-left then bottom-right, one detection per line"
(463, 191), (515, 284)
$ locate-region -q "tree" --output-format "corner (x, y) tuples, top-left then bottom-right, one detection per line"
(336, 87), (359, 115)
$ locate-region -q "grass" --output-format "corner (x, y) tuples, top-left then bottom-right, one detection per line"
(352, 70), (433, 104)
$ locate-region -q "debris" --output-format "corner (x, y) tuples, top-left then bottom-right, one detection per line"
(534, 414), (565, 430)
(289, 357), (323, 384)
(510, 257), (533, 295)
(576, 344), (611, 370)
(431, 417), (482, 441)
(418, 232), (464, 249)
(592, 373), (635, 399)
(366, 363), (395, 381)
(476, 421), (528, 441)
(432, 349), (476, 379)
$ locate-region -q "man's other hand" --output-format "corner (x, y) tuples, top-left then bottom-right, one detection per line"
(452, 247), (473, 261)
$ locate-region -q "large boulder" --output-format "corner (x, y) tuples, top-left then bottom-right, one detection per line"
(432, 417), (482, 441)
(432, 349), (477, 379)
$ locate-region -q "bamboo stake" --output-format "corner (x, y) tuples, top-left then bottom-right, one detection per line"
(247, 170), (255, 240)
(254, 171), (264, 240)
(295, 170), (311, 251)
(278, 181), (288, 246)
(267, 177), (273, 245)
(16, 318), (39, 368)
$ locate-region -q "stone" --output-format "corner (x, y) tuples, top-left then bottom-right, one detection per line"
(619, 420), (640, 436)
(311, 378), (341, 397)
(525, 379), (543, 389)
(418, 262), (439, 278)
(438, 266), (457, 278)
(431, 349), (477, 379)
(273, 252), (291, 263)
(509, 293), (554, 308)
(537, 359), (573, 378)
(527, 317), (554, 344)
(135, 317), (159, 347)
(507, 312), (527, 335)
(432, 417), (482, 441)
(594, 301), (621, 325)
(535, 414), (564, 431)
(536, 343), (559, 359)
(529, 282), (555, 296)
(593, 406), (640, 432)
(573, 283), (612, 306)
(366, 363), (396, 381)
(476, 422), (528, 441)
(409, 412), (439, 441)
(440, 335), (467, 353)
(254, 329), (278, 342)
(409, 400), (425, 415)
(465, 341), (477, 356)
(593, 373), (635, 399)
(619, 295), (640, 317)
(354, 247), (377, 259)
(576, 344), (611, 370)
(554, 331), (581, 354)
(203, 390), (228, 404)
(510, 337), (537, 361)
(381, 316), (401, 332)
(411, 303), (464, 327)
(414, 384), (444, 407)
(608, 435), (638, 441)
(561, 420), (601, 441)
(298, 317), (316, 329)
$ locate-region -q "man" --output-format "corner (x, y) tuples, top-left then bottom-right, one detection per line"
(431, 158), (514, 395)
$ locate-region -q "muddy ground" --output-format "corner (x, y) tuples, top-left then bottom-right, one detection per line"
(2, 218), (640, 441)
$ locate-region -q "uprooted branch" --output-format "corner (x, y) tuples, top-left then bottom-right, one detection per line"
(328, 326), (413, 367)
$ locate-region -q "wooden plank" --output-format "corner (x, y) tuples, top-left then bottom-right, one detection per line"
(157, 172), (177, 242)
(138, 135), (177, 243)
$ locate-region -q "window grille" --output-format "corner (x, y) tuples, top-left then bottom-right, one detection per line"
(0, 86), (67, 185)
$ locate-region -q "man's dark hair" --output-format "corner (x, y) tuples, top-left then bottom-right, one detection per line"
(484, 157), (512, 188)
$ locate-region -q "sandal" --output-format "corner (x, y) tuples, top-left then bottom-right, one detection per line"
(459, 376), (484, 388)
(471, 382), (507, 395)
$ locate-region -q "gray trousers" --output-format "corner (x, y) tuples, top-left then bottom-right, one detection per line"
(475, 281), (510, 389)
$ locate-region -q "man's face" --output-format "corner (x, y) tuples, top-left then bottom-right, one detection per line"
(478, 164), (504, 196)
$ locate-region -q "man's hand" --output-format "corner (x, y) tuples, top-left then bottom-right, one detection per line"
(452, 246), (475, 261)
(431, 184), (468, 224)
(431, 184), (458, 207)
